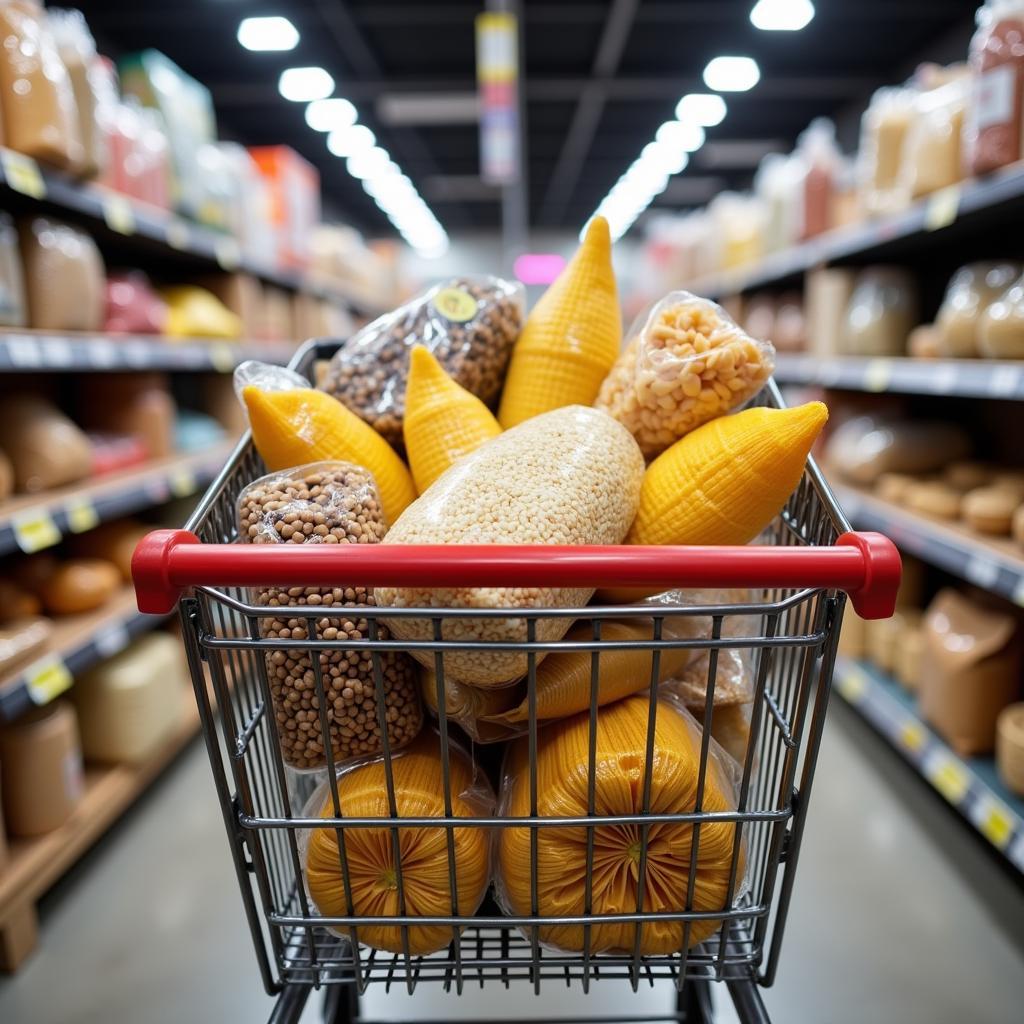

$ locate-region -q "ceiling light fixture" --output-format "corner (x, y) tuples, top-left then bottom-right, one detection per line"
(750, 0), (815, 32)
(278, 66), (334, 102)
(675, 93), (728, 127)
(237, 16), (299, 52)
(703, 56), (760, 92)
(326, 123), (376, 158)
(655, 120), (706, 153)
(346, 145), (393, 180)
(305, 97), (357, 132)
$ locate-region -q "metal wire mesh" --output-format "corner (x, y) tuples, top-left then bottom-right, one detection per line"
(178, 343), (850, 1000)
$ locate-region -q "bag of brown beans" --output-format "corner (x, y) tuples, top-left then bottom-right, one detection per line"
(320, 275), (524, 448)
(237, 461), (422, 771)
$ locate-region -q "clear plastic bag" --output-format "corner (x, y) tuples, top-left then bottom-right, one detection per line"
(420, 670), (524, 744)
(902, 74), (967, 200)
(937, 262), (1021, 357)
(494, 691), (747, 956)
(594, 291), (775, 459)
(376, 406), (644, 687)
(858, 85), (917, 216)
(664, 647), (755, 709)
(302, 730), (495, 955)
(237, 462), (422, 770)
(321, 275), (524, 447)
(980, 273), (1024, 358)
(840, 267), (917, 357)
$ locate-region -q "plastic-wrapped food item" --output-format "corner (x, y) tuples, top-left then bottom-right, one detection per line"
(48, 7), (107, 178)
(998, 704), (1024, 794)
(0, 213), (27, 327)
(495, 693), (744, 955)
(962, 486), (1020, 534)
(841, 268), (917, 357)
(104, 271), (168, 335)
(979, 274), (1024, 357)
(377, 407), (644, 687)
(0, 0), (83, 170)
(162, 285), (242, 339)
(905, 480), (962, 521)
(70, 520), (149, 582)
(79, 372), (176, 458)
(967, 1), (1024, 175)
(304, 731), (494, 955)
(824, 415), (970, 485)
(135, 106), (171, 210)
(38, 559), (120, 615)
(754, 153), (803, 254)
(773, 292), (806, 353)
(903, 74), (967, 199)
(0, 617), (51, 676)
(665, 648), (755, 710)
(794, 119), (841, 241)
(420, 670), (523, 744)
(595, 292), (775, 459)
(858, 86), (916, 216)
(322, 276), (522, 447)
(238, 462), (422, 770)
(936, 262), (1021, 357)
(692, 703), (753, 767)
(0, 394), (92, 492)
(708, 192), (765, 270)
(20, 217), (105, 331)
(237, 361), (416, 525)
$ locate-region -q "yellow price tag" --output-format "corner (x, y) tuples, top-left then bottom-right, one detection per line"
(210, 342), (237, 372)
(978, 803), (1013, 849)
(836, 666), (867, 703)
(13, 511), (61, 553)
(25, 654), (73, 705)
(103, 195), (136, 235)
(166, 218), (191, 250)
(215, 237), (241, 270)
(899, 720), (926, 753)
(930, 757), (968, 805)
(170, 468), (197, 498)
(924, 184), (961, 231)
(1, 150), (45, 199)
(863, 359), (892, 393)
(65, 497), (99, 534)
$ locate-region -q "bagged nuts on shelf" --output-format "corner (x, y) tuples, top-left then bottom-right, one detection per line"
(321, 275), (524, 448)
(238, 462), (422, 770)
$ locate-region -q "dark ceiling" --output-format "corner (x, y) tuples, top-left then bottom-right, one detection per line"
(74, 0), (977, 237)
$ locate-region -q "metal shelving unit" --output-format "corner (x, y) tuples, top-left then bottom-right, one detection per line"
(834, 658), (1024, 872)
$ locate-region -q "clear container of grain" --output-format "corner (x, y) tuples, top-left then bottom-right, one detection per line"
(937, 261), (1021, 357)
(238, 462), (422, 770)
(841, 267), (917, 357)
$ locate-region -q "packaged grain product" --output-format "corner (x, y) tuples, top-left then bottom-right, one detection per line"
(902, 73), (967, 199)
(161, 285), (243, 339)
(904, 481), (962, 521)
(238, 462), (422, 771)
(0, 213), (27, 328)
(0, 617), (52, 677)
(0, 394), (92, 492)
(962, 485), (1020, 534)
(665, 647), (754, 710)
(858, 86), (916, 216)
(595, 291), (775, 459)
(936, 262), (1021, 357)
(841, 268), (917, 357)
(20, 217), (105, 331)
(967, 0), (1024, 175)
(69, 520), (149, 582)
(79, 373), (176, 459)
(420, 670), (522, 744)
(377, 406), (644, 687)
(496, 694), (744, 955)
(805, 267), (856, 358)
(979, 274), (1024, 357)
(322, 276), (523, 447)
(693, 702), (753, 767)
(38, 559), (120, 615)
(304, 731), (494, 955)
(0, 0), (83, 169)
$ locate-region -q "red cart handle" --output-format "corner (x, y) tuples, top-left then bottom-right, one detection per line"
(132, 528), (900, 620)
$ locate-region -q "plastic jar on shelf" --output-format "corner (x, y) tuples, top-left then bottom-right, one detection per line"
(754, 153), (803, 254)
(936, 261), (1021, 357)
(858, 86), (917, 217)
(708, 192), (766, 270)
(902, 70), (968, 199)
(979, 273), (1024, 356)
(841, 267), (918, 356)
(795, 118), (841, 240)
(967, 0), (1024, 175)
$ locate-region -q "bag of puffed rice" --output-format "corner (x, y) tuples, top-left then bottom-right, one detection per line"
(595, 291), (775, 459)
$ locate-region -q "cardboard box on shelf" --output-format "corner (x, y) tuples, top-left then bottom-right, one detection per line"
(248, 146), (321, 270)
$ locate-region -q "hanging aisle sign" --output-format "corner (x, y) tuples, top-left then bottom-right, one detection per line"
(476, 11), (520, 185)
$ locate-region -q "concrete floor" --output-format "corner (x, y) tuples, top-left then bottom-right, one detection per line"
(1, 701), (1023, 1024)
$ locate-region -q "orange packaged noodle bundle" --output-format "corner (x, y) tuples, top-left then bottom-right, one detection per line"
(304, 732), (495, 955)
(496, 693), (745, 955)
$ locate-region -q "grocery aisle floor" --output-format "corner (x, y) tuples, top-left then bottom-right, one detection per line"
(2, 702), (1023, 1024)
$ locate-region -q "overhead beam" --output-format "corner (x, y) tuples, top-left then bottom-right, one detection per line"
(378, 93), (480, 126)
(540, 0), (640, 226)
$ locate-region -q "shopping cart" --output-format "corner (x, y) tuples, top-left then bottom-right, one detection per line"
(132, 339), (900, 1024)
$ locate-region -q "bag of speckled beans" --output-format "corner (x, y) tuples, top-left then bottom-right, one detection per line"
(319, 275), (525, 449)
(595, 291), (776, 459)
(237, 461), (422, 771)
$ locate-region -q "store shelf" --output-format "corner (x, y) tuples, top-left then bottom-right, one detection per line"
(687, 162), (1024, 299)
(835, 483), (1024, 605)
(0, 332), (298, 373)
(0, 690), (199, 968)
(0, 147), (385, 319)
(773, 355), (1024, 401)
(834, 658), (1024, 872)
(0, 587), (169, 723)
(0, 444), (231, 557)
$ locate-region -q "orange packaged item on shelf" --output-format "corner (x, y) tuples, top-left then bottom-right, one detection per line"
(0, 700), (83, 837)
(248, 146), (321, 270)
(20, 217), (105, 331)
(1, 394), (93, 492)
(0, 0), (83, 170)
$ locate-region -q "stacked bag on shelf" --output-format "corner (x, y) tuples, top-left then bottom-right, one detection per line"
(233, 215), (831, 957)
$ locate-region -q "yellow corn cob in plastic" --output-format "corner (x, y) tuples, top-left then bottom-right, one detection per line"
(242, 386), (416, 525)
(497, 216), (621, 428)
(628, 402), (829, 547)
(486, 620), (693, 726)
(403, 345), (502, 494)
